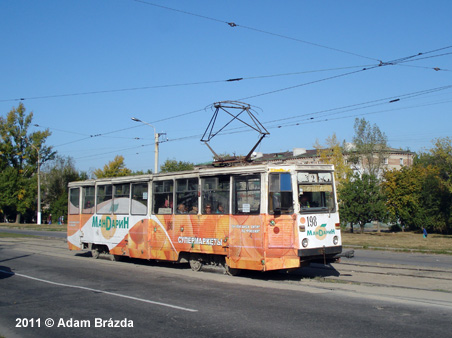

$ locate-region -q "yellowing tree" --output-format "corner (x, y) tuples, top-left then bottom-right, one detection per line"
(93, 155), (132, 178)
(314, 133), (351, 187)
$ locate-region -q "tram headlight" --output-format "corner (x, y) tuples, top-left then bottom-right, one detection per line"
(333, 236), (339, 245)
(302, 238), (308, 248)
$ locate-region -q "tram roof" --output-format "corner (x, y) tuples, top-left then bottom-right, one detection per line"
(68, 163), (334, 187)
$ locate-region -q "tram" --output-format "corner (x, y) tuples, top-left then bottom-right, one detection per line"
(67, 163), (348, 274)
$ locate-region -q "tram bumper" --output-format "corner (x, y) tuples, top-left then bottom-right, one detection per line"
(298, 246), (354, 265)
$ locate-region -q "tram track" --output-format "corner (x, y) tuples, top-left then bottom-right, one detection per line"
(2, 236), (452, 294)
(338, 261), (452, 281)
(304, 261), (452, 293)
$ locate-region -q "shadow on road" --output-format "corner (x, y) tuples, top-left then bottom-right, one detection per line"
(72, 249), (342, 281)
(0, 265), (14, 280)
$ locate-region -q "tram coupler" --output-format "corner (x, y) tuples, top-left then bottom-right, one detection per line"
(333, 250), (355, 259)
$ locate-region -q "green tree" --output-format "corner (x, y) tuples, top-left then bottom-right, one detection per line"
(132, 169), (152, 175)
(382, 165), (437, 231)
(93, 155), (132, 178)
(41, 156), (86, 224)
(0, 103), (55, 223)
(338, 172), (387, 233)
(0, 166), (36, 222)
(349, 118), (388, 176)
(414, 137), (452, 233)
(160, 159), (194, 173)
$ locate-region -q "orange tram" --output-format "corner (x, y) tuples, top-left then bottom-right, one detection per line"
(67, 163), (351, 275)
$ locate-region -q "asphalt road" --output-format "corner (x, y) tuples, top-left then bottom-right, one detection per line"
(1, 237), (451, 338)
(352, 248), (452, 269)
(1, 227), (451, 268)
(0, 228), (67, 239)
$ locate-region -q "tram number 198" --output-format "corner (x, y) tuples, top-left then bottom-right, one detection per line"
(307, 216), (317, 227)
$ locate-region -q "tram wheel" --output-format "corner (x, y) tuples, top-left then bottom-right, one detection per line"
(91, 247), (100, 259)
(224, 264), (241, 276)
(110, 254), (121, 262)
(189, 259), (203, 272)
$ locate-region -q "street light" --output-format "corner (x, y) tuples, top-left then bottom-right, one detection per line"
(131, 117), (162, 174)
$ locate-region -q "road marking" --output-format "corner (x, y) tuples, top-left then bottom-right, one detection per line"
(0, 269), (198, 312)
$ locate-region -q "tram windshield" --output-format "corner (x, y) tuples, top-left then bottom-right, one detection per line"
(297, 171), (335, 213)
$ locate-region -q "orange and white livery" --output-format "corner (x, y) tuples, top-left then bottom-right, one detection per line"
(68, 164), (345, 274)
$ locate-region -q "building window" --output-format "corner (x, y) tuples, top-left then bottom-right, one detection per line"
(384, 158), (388, 165)
(400, 158), (404, 166)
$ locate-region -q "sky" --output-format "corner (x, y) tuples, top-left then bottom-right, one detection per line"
(1, 0), (451, 175)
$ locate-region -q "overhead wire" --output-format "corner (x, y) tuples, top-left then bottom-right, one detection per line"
(158, 84), (452, 142)
(262, 84), (452, 126)
(130, 0), (380, 62)
(35, 45), (451, 155)
(0, 65), (372, 103)
(150, 46), (452, 123)
(37, 123), (145, 148)
(5, 2), (449, 165)
(47, 59), (452, 153)
(71, 85), (452, 162)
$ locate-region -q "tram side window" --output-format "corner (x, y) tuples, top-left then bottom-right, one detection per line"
(233, 175), (261, 215)
(153, 180), (173, 214)
(114, 183), (130, 214)
(82, 186), (95, 214)
(269, 173), (293, 215)
(201, 176), (230, 214)
(131, 183), (148, 215)
(97, 185), (113, 214)
(176, 178), (198, 214)
(69, 188), (80, 214)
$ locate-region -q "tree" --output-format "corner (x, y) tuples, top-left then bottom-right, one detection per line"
(349, 118), (388, 176)
(160, 159), (194, 173)
(131, 169), (152, 175)
(93, 155), (132, 178)
(338, 172), (387, 233)
(382, 165), (436, 231)
(414, 137), (452, 233)
(0, 103), (55, 223)
(41, 155), (86, 224)
(0, 166), (36, 222)
(314, 133), (352, 187)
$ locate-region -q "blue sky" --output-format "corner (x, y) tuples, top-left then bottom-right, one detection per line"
(1, 1), (451, 174)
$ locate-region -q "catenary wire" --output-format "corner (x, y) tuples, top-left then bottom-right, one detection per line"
(0, 65), (373, 103)
(130, 0), (380, 62)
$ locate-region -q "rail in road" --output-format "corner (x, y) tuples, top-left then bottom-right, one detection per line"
(305, 261), (452, 292)
(2, 237), (452, 337)
(1, 235), (452, 311)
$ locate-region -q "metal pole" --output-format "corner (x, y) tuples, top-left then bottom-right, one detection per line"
(131, 117), (159, 174)
(26, 140), (41, 225)
(154, 132), (159, 174)
(37, 150), (41, 225)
